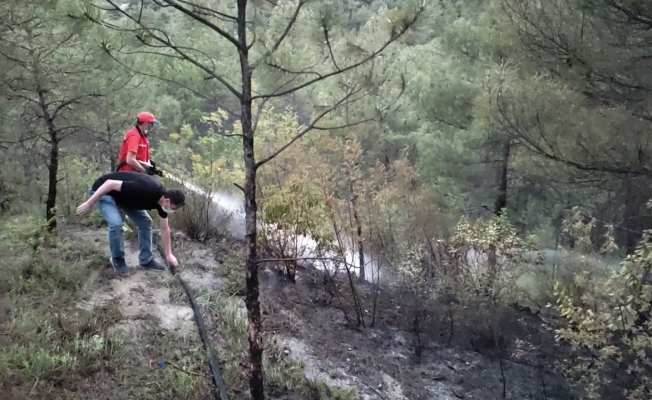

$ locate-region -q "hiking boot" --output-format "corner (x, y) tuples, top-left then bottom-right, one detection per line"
(139, 259), (166, 272)
(110, 257), (129, 276)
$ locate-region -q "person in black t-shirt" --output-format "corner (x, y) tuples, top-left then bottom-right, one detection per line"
(76, 172), (186, 275)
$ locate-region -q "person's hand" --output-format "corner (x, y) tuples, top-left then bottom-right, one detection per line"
(166, 253), (178, 267)
(76, 201), (93, 217)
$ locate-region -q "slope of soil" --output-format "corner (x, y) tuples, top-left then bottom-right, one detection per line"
(1, 221), (581, 400)
(74, 229), (220, 337)
(0, 223), (213, 400)
(256, 266), (575, 400)
(157, 230), (577, 399)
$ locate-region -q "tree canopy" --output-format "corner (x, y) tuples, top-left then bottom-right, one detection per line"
(2, 0), (652, 398)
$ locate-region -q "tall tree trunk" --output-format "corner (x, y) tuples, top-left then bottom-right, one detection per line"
(46, 136), (59, 231)
(237, 1), (264, 399)
(620, 176), (648, 255)
(351, 194), (365, 281)
(108, 121), (116, 171)
(38, 88), (58, 232)
(488, 139), (511, 274)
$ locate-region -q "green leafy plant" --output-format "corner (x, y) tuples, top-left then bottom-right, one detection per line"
(553, 225), (652, 399)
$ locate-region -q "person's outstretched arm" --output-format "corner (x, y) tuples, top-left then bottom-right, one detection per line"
(159, 216), (178, 267)
(76, 180), (122, 216)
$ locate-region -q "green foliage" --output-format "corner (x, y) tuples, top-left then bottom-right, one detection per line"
(218, 244), (247, 297)
(57, 156), (105, 220)
(3, 0), (652, 397)
(0, 213), (214, 398)
(449, 213), (538, 301)
(552, 213), (652, 399)
(259, 182), (329, 281)
(0, 216), (122, 392)
(0, 313), (124, 390)
(260, 183), (323, 232)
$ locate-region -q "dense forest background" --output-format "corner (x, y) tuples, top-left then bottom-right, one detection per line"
(4, 0), (652, 253)
(2, 0), (652, 399)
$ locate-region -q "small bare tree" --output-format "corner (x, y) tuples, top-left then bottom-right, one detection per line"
(79, 1), (426, 397)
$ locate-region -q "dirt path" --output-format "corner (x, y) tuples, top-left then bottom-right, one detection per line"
(73, 230), (221, 337)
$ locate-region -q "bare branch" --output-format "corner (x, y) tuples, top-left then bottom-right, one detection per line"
(251, 60), (321, 134)
(257, 256), (349, 265)
(4, 91), (39, 105)
(51, 94), (102, 118)
(93, 0), (243, 99)
(233, 182), (245, 192)
(247, 8), (258, 51)
(152, 0), (242, 50)
(313, 74), (406, 131)
(109, 50), (240, 119)
(256, 85), (366, 168)
(0, 133), (41, 146)
(495, 83), (652, 177)
(601, 0), (652, 30)
(253, 0), (308, 67)
(59, 125), (85, 141)
(176, 0), (238, 23)
(253, 8), (423, 100)
(322, 21), (340, 71)
(265, 61), (325, 78)
(0, 48), (29, 66)
(311, 117), (376, 131)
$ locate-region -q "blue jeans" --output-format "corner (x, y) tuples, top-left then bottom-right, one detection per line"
(89, 189), (153, 265)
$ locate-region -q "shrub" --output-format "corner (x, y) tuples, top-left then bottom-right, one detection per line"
(553, 231), (652, 399)
(258, 182), (330, 282)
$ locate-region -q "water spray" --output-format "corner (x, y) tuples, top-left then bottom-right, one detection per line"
(139, 160), (383, 282)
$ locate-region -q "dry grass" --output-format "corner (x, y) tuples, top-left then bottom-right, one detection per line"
(0, 213), (380, 399)
(0, 215), (211, 399)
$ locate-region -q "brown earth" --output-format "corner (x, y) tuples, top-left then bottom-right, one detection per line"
(1, 224), (584, 400)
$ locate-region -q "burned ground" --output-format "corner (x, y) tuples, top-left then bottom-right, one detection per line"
(0, 222), (602, 399)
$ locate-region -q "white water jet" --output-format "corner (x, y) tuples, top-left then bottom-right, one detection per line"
(166, 173), (388, 284)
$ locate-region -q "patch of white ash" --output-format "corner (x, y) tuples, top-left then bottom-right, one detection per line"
(77, 241), (195, 336)
(278, 336), (417, 400)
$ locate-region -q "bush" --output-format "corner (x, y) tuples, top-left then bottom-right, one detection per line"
(58, 155), (105, 222)
(553, 232), (652, 399)
(173, 188), (234, 242)
(258, 183), (329, 282)
(163, 156), (243, 243)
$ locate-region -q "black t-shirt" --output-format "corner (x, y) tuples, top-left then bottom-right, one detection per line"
(91, 172), (168, 218)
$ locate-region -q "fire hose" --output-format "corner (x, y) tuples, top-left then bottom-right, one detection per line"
(155, 236), (230, 400)
(114, 159), (167, 177)
(130, 160), (229, 399)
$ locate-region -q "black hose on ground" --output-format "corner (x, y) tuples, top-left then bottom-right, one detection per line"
(155, 237), (229, 400)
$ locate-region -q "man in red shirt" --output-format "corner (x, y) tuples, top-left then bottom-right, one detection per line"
(116, 111), (160, 173)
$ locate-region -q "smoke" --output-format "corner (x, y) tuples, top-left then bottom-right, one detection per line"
(165, 173), (389, 284)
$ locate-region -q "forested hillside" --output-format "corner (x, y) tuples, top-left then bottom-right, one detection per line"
(2, 0), (652, 399)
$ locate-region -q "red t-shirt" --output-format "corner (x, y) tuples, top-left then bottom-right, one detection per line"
(117, 126), (149, 172)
